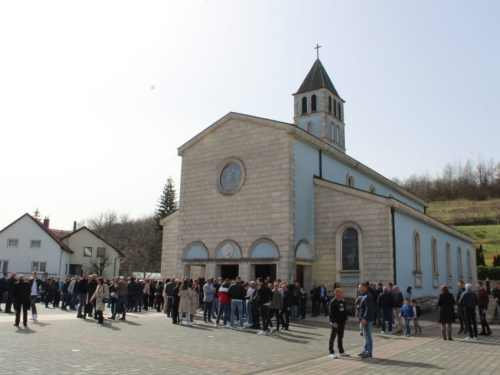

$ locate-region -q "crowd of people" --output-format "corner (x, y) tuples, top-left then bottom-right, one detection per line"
(1, 270), (499, 360)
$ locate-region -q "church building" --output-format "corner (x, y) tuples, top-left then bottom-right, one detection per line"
(160, 58), (477, 298)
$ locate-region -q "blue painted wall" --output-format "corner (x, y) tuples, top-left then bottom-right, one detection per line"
(294, 140), (320, 250)
(393, 210), (475, 297)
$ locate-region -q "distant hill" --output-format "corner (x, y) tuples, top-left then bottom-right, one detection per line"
(427, 199), (500, 265)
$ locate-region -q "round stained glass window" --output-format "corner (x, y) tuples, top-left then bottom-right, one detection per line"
(220, 162), (243, 193)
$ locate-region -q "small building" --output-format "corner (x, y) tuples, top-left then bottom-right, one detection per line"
(61, 226), (123, 278)
(159, 58), (478, 297)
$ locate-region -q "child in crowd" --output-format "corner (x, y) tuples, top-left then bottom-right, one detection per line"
(411, 298), (422, 334)
(399, 297), (415, 337)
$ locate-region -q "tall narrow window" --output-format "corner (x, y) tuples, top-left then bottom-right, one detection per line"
(346, 173), (355, 187)
(336, 126), (340, 144)
(342, 228), (359, 271)
(467, 250), (473, 282)
(413, 231), (422, 287)
(432, 238), (439, 287)
(328, 96), (332, 112)
(338, 103), (342, 120)
(446, 243), (452, 287)
(331, 123), (335, 141)
(334, 99), (337, 116)
(457, 246), (463, 279)
(311, 95), (317, 112)
(307, 122), (313, 134)
(301, 97), (307, 114)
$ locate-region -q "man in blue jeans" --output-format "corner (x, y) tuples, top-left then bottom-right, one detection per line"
(228, 279), (246, 330)
(358, 283), (374, 359)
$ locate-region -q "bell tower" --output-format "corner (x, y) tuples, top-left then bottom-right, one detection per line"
(293, 55), (346, 152)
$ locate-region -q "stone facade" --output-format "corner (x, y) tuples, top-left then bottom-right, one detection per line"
(162, 114), (295, 281)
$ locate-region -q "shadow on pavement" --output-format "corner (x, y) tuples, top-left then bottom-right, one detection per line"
(183, 325), (212, 331)
(372, 358), (442, 370)
(266, 334), (308, 344)
(33, 321), (50, 327)
(15, 327), (36, 334)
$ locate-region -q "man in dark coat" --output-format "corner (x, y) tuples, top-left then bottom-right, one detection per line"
(29, 272), (42, 320)
(328, 288), (349, 358)
(279, 283), (292, 330)
(87, 275), (98, 318)
(4, 272), (17, 313)
(12, 274), (31, 327)
(76, 273), (89, 318)
(0, 272), (8, 311)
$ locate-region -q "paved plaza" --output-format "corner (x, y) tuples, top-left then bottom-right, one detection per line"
(1, 307), (500, 375)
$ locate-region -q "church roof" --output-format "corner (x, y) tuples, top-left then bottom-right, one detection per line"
(295, 59), (340, 97)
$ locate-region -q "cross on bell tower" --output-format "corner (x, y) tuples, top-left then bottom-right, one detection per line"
(314, 44), (321, 59)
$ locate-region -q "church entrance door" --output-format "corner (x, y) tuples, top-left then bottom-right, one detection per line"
(254, 264), (277, 281)
(296, 265), (304, 287)
(220, 265), (239, 280)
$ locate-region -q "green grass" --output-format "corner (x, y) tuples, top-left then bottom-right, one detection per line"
(452, 225), (500, 265)
(427, 198), (500, 226)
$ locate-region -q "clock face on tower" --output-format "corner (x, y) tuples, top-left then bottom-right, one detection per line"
(219, 162), (243, 193)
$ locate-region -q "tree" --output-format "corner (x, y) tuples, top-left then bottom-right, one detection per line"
(33, 208), (41, 220)
(86, 255), (111, 278)
(476, 244), (486, 267)
(155, 177), (178, 222)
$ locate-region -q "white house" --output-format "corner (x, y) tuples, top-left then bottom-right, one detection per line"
(0, 214), (73, 276)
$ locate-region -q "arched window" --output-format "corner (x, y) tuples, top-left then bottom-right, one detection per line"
(328, 96), (332, 112)
(457, 246), (463, 280)
(301, 97), (307, 114)
(338, 103), (342, 120)
(311, 95), (317, 112)
(413, 231), (422, 287)
(432, 238), (439, 287)
(334, 99), (337, 117)
(370, 185), (377, 194)
(342, 228), (359, 271)
(446, 243), (452, 287)
(331, 122), (335, 141)
(467, 249), (473, 282)
(307, 122), (313, 134)
(346, 173), (355, 187)
(336, 126), (340, 144)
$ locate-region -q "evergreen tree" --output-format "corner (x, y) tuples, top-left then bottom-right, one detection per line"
(155, 177), (178, 222)
(476, 244), (486, 267)
(33, 208), (41, 220)
(493, 255), (500, 267)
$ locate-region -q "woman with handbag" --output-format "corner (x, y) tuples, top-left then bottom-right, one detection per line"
(90, 277), (109, 325)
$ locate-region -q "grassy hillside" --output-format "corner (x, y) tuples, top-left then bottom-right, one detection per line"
(427, 199), (500, 265)
(427, 198), (500, 226)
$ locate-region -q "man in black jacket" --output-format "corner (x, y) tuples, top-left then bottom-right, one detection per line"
(456, 280), (467, 334)
(328, 288), (349, 358)
(228, 279), (246, 329)
(76, 273), (89, 319)
(377, 287), (394, 334)
(4, 272), (17, 313)
(256, 278), (273, 335)
(0, 272), (7, 311)
(373, 283), (384, 327)
(393, 285), (404, 334)
(280, 283), (292, 330)
(12, 274), (31, 327)
(459, 283), (479, 340)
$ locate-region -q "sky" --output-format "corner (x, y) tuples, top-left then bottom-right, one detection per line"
(1, 1), (499, 230)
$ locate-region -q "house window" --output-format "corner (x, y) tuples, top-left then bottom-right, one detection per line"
(413, 231), (422, 287)
(446, 243), (452, 287)
(97, 247), (106, 258)
(7, 239), (18, 247)
(307, 122), (313, 134)
(32, 262), (47, 272)
(30, 240), (41, 248)
(342, 228), (359, 271)
(457, 246), (463, 280)
(311, 94), (317, 112)
(370, 185), (377, 194)
(84, 247), (93, 257)
(432, 238), (439, 287)
(328, 96), (332, 112)
(301, 97), (307, 114)
(0, 260), (8, 272)
(346, 173), (355, 187)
